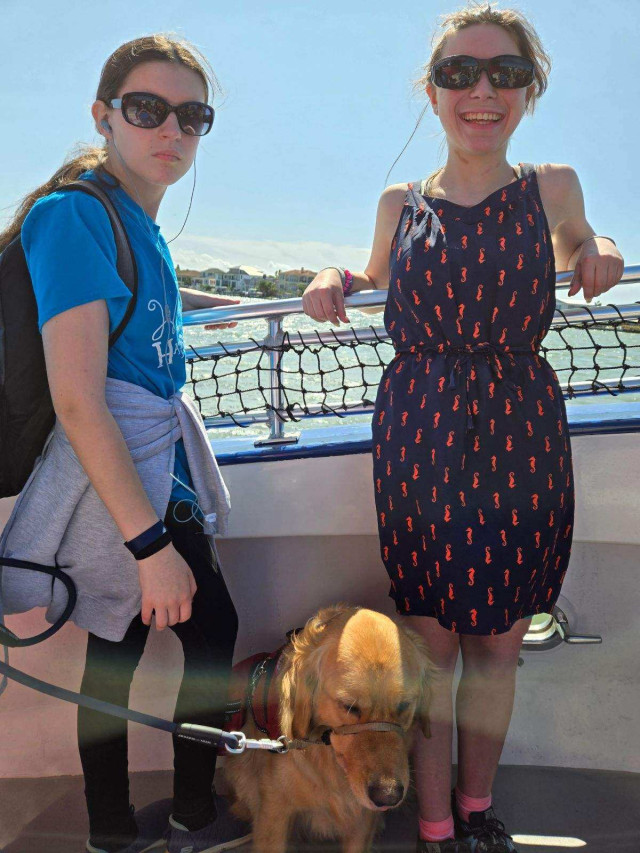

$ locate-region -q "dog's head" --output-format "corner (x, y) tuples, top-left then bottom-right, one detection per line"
(279, 604), (432, 811)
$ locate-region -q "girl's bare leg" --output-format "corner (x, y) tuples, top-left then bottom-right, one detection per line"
(456, 618), (531, 796)
(404, 615), (460, 821)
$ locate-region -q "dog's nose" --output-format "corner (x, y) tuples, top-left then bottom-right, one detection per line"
(367, 779), (405, 808)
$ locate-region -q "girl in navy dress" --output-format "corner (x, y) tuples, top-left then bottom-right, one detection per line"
(303, 5), (624, 852)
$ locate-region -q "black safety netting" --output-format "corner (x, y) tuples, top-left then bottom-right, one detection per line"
(185, 308), (640, 427)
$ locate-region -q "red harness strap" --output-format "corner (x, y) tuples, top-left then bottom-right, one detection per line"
(220, 645), (287, 753)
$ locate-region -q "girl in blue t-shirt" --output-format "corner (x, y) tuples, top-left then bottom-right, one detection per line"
(0, 35), (248, 853)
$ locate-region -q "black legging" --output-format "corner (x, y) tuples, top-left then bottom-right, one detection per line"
(78, 502), (238, 848)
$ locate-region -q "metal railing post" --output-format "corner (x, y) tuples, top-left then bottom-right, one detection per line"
(254, 316), (299, 447)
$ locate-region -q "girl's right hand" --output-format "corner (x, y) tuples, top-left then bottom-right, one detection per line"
(137, 544), (197, 630)
(302, 268), (349, 326)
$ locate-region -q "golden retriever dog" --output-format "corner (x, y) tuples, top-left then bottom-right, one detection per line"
(226, 604), (432, 852)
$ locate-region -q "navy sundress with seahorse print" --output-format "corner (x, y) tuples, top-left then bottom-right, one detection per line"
(372, 162), (574, 635)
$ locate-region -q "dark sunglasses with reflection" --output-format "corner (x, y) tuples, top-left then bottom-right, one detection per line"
(431, 55), (534, 90)
(109, 92), (215, 136)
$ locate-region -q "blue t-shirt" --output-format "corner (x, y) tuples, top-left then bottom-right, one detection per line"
(21, 170), (194, 502)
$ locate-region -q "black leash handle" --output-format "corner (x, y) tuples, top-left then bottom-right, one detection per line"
(0, 557), (77, 647)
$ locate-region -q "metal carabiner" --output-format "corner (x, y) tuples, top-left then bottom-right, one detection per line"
(224, 731), (248, 754)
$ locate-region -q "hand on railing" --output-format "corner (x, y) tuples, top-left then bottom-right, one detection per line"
(179, 288), (240, 329)
(567, 237), (625, 303)
(302, 269), (349, 327)
(182, 265), (640, 330)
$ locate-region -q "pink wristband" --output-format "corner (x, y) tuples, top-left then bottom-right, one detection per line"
(343, 269), (354, 296)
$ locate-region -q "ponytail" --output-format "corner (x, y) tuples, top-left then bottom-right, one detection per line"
(0, 144), (113, 253)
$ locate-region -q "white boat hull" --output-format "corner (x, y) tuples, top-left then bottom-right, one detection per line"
(1, 428), (639, 778)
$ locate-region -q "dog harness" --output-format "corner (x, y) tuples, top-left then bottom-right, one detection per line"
(221, 642), (406, 754)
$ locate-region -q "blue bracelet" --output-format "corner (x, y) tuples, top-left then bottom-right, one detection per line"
(124, 520), (168, 557)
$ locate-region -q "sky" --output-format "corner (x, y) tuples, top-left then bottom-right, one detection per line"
(1, 0), (638, 279)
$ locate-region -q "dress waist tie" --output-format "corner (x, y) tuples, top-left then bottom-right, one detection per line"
(394, 342), (537, 469)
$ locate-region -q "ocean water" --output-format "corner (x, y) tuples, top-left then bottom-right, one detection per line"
(183, 298), (640, 442)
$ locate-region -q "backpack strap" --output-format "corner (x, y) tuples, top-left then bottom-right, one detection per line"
(57, 181), (138, 348)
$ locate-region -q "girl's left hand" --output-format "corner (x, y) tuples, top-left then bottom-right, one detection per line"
(187, 293), (240, 330)
(567, 237), (625, 302)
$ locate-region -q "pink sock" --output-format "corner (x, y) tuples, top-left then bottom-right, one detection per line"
(418, 815), (455, 842)
(455, 787), (492, 822)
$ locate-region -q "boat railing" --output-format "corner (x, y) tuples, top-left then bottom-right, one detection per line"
(182, 264), (640, 445)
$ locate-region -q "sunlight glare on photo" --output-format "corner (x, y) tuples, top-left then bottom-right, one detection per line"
(512, 834), (587, 848)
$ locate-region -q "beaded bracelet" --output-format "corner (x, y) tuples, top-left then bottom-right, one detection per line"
(319, 266), (354, 296)
(343, 269), (354, 296)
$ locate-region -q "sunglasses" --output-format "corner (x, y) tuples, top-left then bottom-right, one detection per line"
(109, 92), (215, 136)
(431, 55), (534, 90)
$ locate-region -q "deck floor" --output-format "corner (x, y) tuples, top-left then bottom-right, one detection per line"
(1, 765), (638, 852)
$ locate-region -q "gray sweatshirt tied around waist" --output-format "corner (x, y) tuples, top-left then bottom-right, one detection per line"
(0, 377), (231, 641)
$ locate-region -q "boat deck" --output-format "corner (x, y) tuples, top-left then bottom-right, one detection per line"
(1, 765), (638, 852)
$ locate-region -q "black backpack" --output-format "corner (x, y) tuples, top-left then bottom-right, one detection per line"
(0, 180), (138, 498)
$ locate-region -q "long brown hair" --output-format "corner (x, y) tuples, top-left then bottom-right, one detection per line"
(0, 34), (218, 253)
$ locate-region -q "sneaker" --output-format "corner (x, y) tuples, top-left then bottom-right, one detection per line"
(416, 839), (472, 853)
(453, 803), (518, 853)
(87, 799), (172, 853)
(166, 795), (251, 853)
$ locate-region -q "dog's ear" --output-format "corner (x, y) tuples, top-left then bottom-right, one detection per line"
(279, 656), (316, 739)
(279, 605), (353, 739)
(401, 624), (434, 739)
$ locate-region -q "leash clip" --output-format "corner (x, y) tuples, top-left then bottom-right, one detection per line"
(224, 731), (248, 754)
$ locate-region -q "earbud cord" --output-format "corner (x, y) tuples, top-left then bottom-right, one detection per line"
(107, 134), (203, 525)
